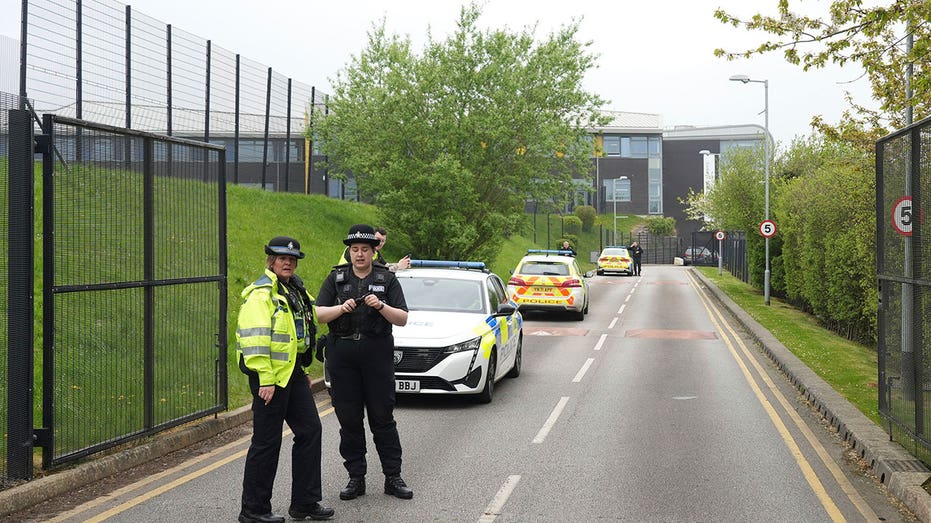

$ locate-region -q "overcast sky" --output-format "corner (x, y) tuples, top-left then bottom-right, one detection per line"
(0, 0), (881, 145)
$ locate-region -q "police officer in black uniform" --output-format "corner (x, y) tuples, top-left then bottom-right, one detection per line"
(315, 224), (413, 501)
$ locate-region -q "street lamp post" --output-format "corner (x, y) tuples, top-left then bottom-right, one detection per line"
(612, 179), (617, 245)
(730, 74), (771, 305)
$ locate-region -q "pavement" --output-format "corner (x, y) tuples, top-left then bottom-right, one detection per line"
(1, 270), (931, 520)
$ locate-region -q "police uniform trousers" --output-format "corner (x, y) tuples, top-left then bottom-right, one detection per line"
(327, 335), (403, 478)
(241, 365), (323, 514)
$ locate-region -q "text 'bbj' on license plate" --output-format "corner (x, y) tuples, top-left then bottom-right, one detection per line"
(396, 379), (420, 392)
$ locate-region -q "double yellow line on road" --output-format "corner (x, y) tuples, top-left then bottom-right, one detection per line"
(685, 270), (876, 523)
(47, 399), (336, 523)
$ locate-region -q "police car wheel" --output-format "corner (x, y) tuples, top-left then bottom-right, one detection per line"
(476, 353), (497, 404)
(505, 336), (522, 379)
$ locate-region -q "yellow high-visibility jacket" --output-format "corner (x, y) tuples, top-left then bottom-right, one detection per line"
(236, 269), (315, 387)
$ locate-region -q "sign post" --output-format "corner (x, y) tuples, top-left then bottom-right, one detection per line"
(714, 230), (726, 275)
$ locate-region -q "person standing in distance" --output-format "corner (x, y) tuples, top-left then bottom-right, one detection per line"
(336, 226), (411, 271)
(629, 241), (643, 276)
(560, 240), (577, 257)
(236, 237), (334, 523)
(316, 224), (413, 501)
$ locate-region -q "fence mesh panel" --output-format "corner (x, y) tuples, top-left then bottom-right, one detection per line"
(1, 93), (13, 487)
(24, 0), (328, 194)
(46, 117), (225, 465)
(878, 117), (931, 465)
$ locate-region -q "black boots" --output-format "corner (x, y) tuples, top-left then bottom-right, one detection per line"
(384, 475), (413, 499)
(340, 475), (413, 500)
(339, 476), (366, 500)
(288, 502), (335, 521)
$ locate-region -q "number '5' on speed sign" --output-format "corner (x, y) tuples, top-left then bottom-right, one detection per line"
(892, 196), (923, 236)
(759, 219), (777, 238)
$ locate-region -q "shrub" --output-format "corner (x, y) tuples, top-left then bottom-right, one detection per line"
(645, 216), (676, 236)
(574, 205), (597, 231)
(562, 215), (583, 235)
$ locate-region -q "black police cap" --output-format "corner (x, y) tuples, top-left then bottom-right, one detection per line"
(265, 236), (305, 259)
(343, 224), (380, 247)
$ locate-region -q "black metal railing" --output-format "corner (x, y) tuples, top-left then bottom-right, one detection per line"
(877, 113), (931, 465)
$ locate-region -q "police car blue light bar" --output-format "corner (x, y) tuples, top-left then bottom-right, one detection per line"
(410, 260), (487, 270)
(526, 249), (574, 256)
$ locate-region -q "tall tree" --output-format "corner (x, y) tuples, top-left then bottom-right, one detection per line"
(309, 4), (607, 262)
(714, 1), (930, 147)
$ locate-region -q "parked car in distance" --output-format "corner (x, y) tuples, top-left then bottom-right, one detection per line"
(597, 246), (633, 276)
(507, 249), (591, 321)
(682, 246), (718, 266)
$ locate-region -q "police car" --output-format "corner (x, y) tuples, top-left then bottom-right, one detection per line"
(389, 260), (522, 403)
(507, 250), (591, 321)
(597, 246), (633, 276)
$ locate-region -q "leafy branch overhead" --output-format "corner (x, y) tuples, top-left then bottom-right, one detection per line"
(308, 3), (608, 262)
(714, 0), (930, 143)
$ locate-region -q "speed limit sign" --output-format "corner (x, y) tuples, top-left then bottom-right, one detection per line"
(759, 219), (777, 238)
(714, 230), (726, 241)
(892, 196), (913, 236)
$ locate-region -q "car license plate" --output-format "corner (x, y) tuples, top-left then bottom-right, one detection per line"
(530, 286), (555, 293)
(395, 379), (420, 392)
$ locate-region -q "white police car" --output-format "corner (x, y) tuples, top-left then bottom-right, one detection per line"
(390, 260), (523, 403)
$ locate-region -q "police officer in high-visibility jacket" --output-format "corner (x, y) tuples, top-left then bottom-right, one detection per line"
(316, 224), (412, 501)
(236, 236), (334, 523)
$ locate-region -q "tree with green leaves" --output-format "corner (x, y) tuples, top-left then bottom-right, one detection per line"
(775, 136), (876, 341)
(714, 1), (930, 147)
(308, 3), (607, 262)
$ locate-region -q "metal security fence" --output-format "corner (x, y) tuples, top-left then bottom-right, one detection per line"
(1, 108), (228, 478)
(720, 230), (749, 283)
(877, 114), (931, 463)
(600, 229), (681, 264)
(20, 0), (340, 196)
(3, 92), (35, 488)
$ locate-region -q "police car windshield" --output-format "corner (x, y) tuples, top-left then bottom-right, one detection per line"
(397, 277), (485, 313)
(518, 262), (570, 276)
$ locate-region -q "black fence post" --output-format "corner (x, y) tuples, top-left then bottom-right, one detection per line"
(218, 147), (229, 409)
(40, 113), (56, 469)
(166, 24), (173, 137)
(124, 5), (132, 168)
(7, 108), (35, 480)
(910, 125), (923, 437)
(143, 135), (155, 430)
(262, 67), (272, 190)
(285, 78), (292, 193)
(234, 54), (240, 185)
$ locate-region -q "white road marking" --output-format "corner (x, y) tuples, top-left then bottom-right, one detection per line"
(532, 396), (570, 444)
(572, 358), (595, 382)
(477, 475), (522, 522)
(608, 317), (618, 329)
(593, 333), (607, 351)
(617, 304), (626, 315)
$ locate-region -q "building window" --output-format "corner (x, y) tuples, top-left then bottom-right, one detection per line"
(648, 136), (661, 158)
(603, 135), (620, 156)
(648, 158), (662, 214)
(605, 177), (630, 202)
(630, 137), (648, 158)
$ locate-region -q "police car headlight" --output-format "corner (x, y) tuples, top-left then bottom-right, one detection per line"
(444, 336), (482, 354)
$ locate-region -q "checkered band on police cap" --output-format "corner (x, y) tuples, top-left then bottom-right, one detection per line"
(265, 236), (305, 259)
(343, 224), (381, 247)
